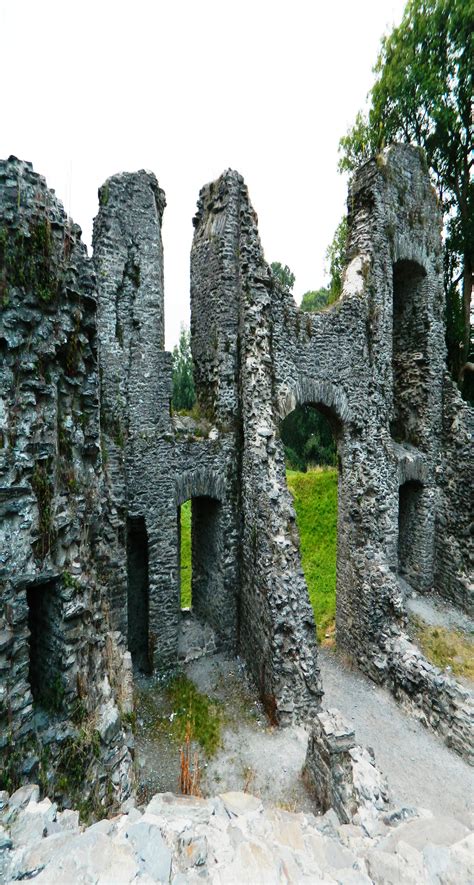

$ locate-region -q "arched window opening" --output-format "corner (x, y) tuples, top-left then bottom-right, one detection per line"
(179, 496), (223, 625)
(391, 259), (428, 447)
(178, 500), (192, 609)
(281, 403), (339, 645)
(127, 515), (151, 673)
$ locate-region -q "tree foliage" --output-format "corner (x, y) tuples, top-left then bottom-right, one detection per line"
(326, 217), (347, 301)
(339, 0), (473, 393)
(299, 217), (348, 315)
(281, 405), (336, 470)
(270, 262), (295, 293)
(172, 326), (196, 411)
(300, 287), (331, 312)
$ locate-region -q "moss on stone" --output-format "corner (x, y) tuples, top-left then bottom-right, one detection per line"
(31, 461), (55, 558)
(0, 219), (60, 306)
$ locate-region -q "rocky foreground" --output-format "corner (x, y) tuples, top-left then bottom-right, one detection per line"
(0, 785), (472, 884)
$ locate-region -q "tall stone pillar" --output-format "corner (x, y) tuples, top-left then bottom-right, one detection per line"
(93, 172), (177, 671)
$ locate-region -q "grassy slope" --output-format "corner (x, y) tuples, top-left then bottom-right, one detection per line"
(179, 469), (338, 641)
(180, 501), (192, 608)
(286, 468), (338, 642)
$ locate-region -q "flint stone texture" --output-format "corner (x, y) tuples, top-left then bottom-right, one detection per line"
(0, 157), (132, 808)
(304, 709), (390, 825)
(188, 146), (472, 748)
(1, 141), (472, 810)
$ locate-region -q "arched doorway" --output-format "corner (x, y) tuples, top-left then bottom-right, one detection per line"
(176, 489), (238, 651)
(280, 401), (340, 645)
(391, 259), (428, 448)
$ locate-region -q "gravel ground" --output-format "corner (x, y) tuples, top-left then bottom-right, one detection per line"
(187, 654), (314, 812)
(136, 595), (474, 823)
(404, 586), (474, 635)
(135, 644), (473, 824)
(319, 646), (474, 823)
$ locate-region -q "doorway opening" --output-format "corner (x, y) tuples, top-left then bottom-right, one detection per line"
(398, 479), (424, 590)
(178, 500), (192, 609)
(391, 259), (428, 446)
(27, 579), (64, 711)
(281, 403), (339, 644)
(178, 496), (223, 625)
(127, 515), (151, 673)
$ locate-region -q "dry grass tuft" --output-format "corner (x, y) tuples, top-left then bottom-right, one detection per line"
(414, 621), (474, 680)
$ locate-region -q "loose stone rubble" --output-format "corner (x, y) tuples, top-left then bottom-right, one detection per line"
(0, 144), (472, 808)
(1, 784), (473, 884)
(304, 709), (390, 827)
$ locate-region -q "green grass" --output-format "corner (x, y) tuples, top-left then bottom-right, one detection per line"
(180, 501), (191, 608)
(286, 468), (338, 642)
(156, 675), (223, 756)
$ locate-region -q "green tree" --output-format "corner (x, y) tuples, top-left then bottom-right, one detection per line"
(281, 405), (336, 470)
(300, 218), (348, 314)
(339, 0), (473, 393)
(172, 326), (196, 411)
(271, 262), (295, 293)
(301, 287), (331, 312)
(326, 217), (348, 301)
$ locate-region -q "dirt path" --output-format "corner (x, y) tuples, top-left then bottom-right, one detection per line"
(404, 585), (474, 636)
(135, 644), (473, 824)
(187, 654), (314, 812)
(319, 647), (474, 822)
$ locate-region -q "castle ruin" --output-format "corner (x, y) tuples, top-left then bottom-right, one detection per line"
(0, 145), (472, 811)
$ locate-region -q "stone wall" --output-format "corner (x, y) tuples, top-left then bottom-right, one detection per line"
(304, 708), (390, 825)
(0, 157), (133, 812)
(191, 174), (322, 722)
(268, 146), (446, 661)
(188, 146), (472, 753)
(435, 375), (473, 614)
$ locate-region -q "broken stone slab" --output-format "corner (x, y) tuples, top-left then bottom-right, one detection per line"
(367, 842), (430, 885)
(9, 830), (77, 881)
(9, 797), (57, 846)
(178, 830), (208, 868)
(439, 833), (474, 885)
(215, 836), (283, 884)
(219, 791), (263, 817)
(119, 819), (172, 882)
(146, 792), (212, 825)
(31, 830), (139, 884)
(378, 815), (470, 852)
(6, 784), (39, 814)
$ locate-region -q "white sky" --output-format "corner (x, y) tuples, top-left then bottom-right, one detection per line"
(0, 0), (406, 348)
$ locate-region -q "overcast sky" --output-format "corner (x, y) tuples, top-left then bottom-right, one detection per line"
(1, 0), (406, 348)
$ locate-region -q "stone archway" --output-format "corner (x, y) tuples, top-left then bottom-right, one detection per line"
(175, 470), (238, 653)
